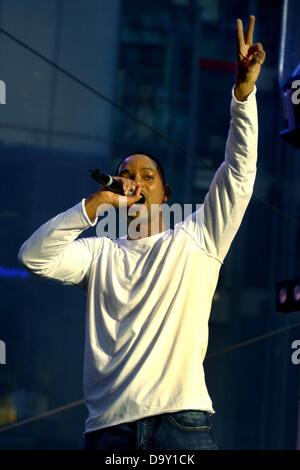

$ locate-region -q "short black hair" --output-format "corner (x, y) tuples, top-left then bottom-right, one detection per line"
(115, 152), (166, 185)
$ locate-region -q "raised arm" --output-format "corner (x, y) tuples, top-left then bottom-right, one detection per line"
(181, 16), (266, 262)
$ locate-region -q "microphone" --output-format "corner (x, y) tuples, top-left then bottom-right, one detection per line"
(89, 169), (124, 194)
(89, 169), (145, 202)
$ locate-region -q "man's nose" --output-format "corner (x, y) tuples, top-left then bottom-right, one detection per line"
(132, 178), (145, 194)
(132, 175), (143, 185)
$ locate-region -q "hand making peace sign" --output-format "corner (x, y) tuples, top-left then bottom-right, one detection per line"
(235, 15), (266, 101)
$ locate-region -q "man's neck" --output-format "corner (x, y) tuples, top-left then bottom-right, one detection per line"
(127, 213), (166, 240)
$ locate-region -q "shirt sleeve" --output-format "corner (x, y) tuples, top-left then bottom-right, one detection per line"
(180, 85), (258, 263)
(18, 198), (101, 285)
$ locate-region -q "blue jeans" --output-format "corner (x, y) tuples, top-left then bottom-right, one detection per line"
(83, 410), (218, 450)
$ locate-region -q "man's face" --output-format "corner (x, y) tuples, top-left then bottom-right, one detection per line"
(118, 154), (167, 219)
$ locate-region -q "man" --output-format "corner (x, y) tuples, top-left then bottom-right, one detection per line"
(18, 16), (265, 450)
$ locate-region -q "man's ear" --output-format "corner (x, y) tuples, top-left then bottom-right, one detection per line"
(163, 184), (172, 203)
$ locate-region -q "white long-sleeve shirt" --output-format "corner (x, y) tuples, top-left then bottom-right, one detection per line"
(18, 86), (258, 434)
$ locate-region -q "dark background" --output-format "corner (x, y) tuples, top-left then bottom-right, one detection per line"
(0, 0), (300, 450)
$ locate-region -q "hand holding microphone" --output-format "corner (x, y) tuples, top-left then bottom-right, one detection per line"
(89, 169), (145, 209)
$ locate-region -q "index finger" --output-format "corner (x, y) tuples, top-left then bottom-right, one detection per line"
(236, 18), (245, 49)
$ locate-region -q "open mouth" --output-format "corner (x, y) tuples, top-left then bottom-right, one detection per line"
(139, 193), (146, 204)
